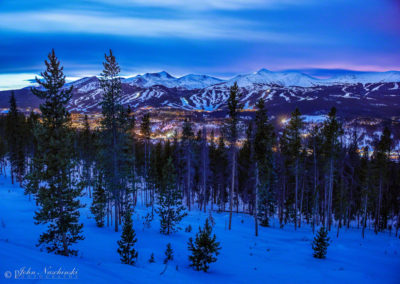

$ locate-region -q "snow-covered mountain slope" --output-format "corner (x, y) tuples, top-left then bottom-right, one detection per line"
(124, 71), (177, 88)
(323, 71), (400, 85)
(223, 69), (317, 88)
(1, 69), (400, 118)
(123, 72), (223, 90)
(223, 69), (400, 88)
(175, 74), (223, 89)
(1, 172), (399, 283)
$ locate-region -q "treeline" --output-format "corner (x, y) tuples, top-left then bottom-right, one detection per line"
(0, 50), (399, 257)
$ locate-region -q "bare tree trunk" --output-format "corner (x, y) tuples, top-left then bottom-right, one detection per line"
(299, 174), (304, 228)
(202, 128), (207, 212)
(107, 199), (110, 227)
(294, 159), (298, 231)
(229, 148), (236, 230)
(312, 143), (318, 234)
(328, 157), (334, 231)
(280, 175), (286, 227)
(323, 181), (326, 227)
(375, 177), (383, 234)
(211, 186), (214, 212)
(187, 153), (191, 211)
(362, 194), (368, 239)
(110, 200), (113, 227)
(254, 162), (259, 236)
(115, 201), (119, 232)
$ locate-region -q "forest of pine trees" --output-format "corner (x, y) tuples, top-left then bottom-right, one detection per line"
(0, 50), (399, 259)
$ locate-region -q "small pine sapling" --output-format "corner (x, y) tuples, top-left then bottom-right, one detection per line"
(164, 243), (174, 264)
(208, 211), (216, 227)
(149, 253), (155, 263)
(188, 218), (221, 272)
(117, 210), (138, 265)
(185, 224), (192, 232)
(312, 227), (330, 259)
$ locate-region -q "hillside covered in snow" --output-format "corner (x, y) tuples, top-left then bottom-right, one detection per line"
(0, 172), (399, 283)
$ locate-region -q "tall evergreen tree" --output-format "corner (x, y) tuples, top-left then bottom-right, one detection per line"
(321, 107), (342, 230)
(24, 112), (41, 198)
(280, 108), (304, 230)
(372, 127), (392, 232)
(254, 99), (275, 229)
(359, 146), (370, 238)
(216, 136), (228, 211)
(5, 92), (26, 184)
(81, 114), (94, 196)
(99, 49), (129, 232)
(156, 157), (187, 234)
(29, 49), (83, 256)
(181, 119), (194, 210)
(199, 126), (209, 212)
(225, 82), (243, 230)
(0, 136), (7, 175)
(140, 113), (151, 206)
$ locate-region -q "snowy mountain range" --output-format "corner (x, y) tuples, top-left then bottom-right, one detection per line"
(220, 69), (400, 88)
(70, 69), (400, 90)
(119, 69), (400, 89)
(123, 71), (223, 90)
(1, 69), (399, 119)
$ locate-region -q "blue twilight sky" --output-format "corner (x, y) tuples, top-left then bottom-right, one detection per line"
(0, 0), (400, 89)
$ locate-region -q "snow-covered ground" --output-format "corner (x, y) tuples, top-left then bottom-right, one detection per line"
(0, 172), (399, 283)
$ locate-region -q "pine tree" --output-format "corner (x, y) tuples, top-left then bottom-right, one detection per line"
(215, 136), (228, 211)
(181, 118), (194, 211)
(5, 91), (26, 184)
(254, 98), (275, 229)
(280, 108), (304, 230)
(164, 243), (174, 264)
(99, 49), (129, 232)
(208, 130), (218, 211)
(225, 82), (243, 230)
(126, 105), (137, 206)
(321, 107), (343, 230)
(372, 126), (392, 232)
(188, 218), (221, 272)
(81, 114), (94, 195)
(117, 210), (138, 265)
(149, 252), (155, 263)
(156, 157), (187, 234)
(199, 126), (209, 212)
(140, 113), (151, 206)
(359, 146), (370, 239)
(312, 227), (330, 259)
(24, 111), (41, 198)
(29, 49), (83, 256)
(90, 173), (107, 227)
(0, 137), (6, 175)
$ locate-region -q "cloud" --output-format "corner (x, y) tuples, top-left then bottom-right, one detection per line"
(0, 10), (310, 43)
(0, 73), (84, 91)
(87, 0), (310, 11)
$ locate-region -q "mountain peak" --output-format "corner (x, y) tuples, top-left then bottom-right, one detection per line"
(256, 68), (271, 74)
(147, 71), (174, 79)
